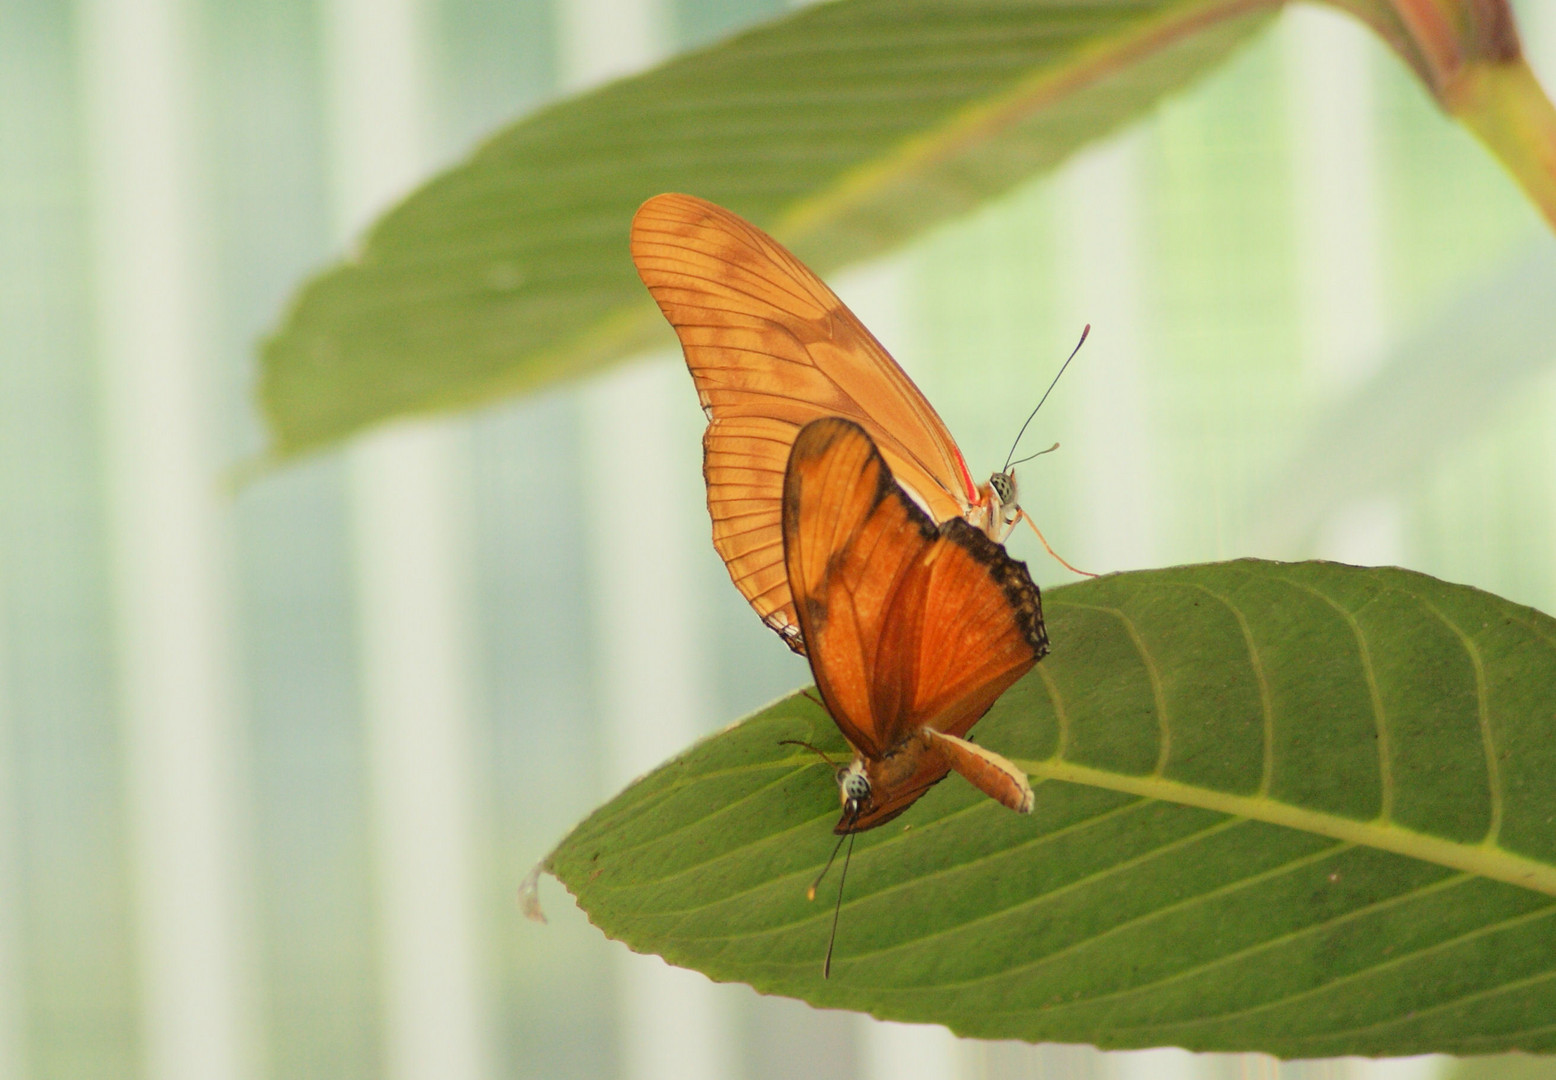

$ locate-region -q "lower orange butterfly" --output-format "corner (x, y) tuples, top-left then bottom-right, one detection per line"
(782, 417), (1048, 974)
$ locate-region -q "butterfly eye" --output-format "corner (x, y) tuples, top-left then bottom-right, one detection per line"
(989, 471), (1016, 506)
(834, 762), (870, 806)
(843, 770), (870, 803)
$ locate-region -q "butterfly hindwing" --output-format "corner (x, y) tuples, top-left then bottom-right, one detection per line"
(633, 193), (977, 651)
(873, 515), (1047, 742)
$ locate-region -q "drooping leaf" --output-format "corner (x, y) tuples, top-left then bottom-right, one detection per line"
(259, 0), (1556, 461)
(260, 0), (1279, 457)
(546, 559), (1556, 1058)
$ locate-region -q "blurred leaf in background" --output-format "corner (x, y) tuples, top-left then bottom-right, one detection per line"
(258, 0), (1556, 460)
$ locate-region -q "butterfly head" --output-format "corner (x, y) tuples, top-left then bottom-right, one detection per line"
(989, 470), (1016, 506)
(836, 760), (871, 813)
(983, 470), (1022, 541)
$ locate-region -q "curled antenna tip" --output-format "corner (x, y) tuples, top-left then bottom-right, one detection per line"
(1007, 441), (1062, 470)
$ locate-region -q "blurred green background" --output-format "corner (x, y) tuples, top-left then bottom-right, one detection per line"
(3, 0), (1556, 1077)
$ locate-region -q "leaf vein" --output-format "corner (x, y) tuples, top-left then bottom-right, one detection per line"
(1052, 601), (1170, 774)
(1103, 899), (1556, 1039)
(1269, 574), (1393, 820)
(1268, 941), (1556, 1050)
(1182, 580), (1275, 796)
(1413, 591), (1501, 843)
(748, 813), (1243, 962)
(644, 793), (1150, 932)
(975, 870), (1472, 1023)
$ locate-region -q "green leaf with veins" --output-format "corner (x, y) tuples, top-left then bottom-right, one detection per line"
(260, 0), (1278, 457)
(258, 0), (1556, 460)
(546, 559), (1556, 1058)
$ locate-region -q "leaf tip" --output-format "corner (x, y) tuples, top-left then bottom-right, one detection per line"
(520, 861), (549, 923)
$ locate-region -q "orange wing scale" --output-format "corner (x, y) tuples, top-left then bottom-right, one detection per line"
(633, 193), (977, 652)
(781, 418), (1047, 832)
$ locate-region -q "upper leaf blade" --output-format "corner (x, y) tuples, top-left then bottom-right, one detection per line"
(259, 0), (1276, 457)
(546, 560), (1556, 1058)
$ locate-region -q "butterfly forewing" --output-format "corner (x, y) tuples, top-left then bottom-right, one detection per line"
(783, 419), (1048, 827)
(633, 193), (977, 651)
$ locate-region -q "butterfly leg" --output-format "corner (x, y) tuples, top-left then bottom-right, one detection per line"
(924, 730), (1034, 814)
(1019, 510), (1097, 578)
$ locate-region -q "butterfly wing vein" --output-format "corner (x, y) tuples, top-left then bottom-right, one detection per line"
(633, 193), (977, 650)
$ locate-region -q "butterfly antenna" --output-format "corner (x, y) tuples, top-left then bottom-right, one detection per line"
(1006, 441), (1060, 470)
(822, 829), (857, 980)
(1002, 324), (1090, 472)
(806, 829), (850, 901)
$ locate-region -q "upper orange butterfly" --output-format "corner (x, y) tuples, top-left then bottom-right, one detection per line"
(630, 193), (1028, 655)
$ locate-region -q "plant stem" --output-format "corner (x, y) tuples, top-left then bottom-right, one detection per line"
(1452, 58), (1556, 233)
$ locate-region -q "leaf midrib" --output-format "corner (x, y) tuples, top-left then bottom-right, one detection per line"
(1011, 756), (1556, 896)
(769, 0), (1276, 248)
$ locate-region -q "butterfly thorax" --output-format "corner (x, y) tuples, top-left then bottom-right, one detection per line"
(870, 732), (935, 784)
(838, 730), (938, 813)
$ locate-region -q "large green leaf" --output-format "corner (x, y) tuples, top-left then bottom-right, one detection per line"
(259, 0), (1556, 460)
(545, 559), (1556, 1058)
(261, 0), (1281, 457)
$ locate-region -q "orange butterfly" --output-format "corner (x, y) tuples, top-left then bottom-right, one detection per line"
(631, 193), (1052, 656)
(782, 418), (1047, 976)
(782, 417), (1047, 836)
